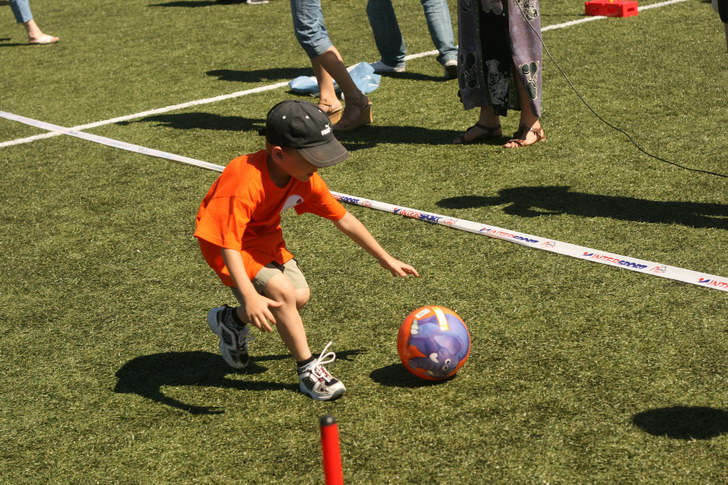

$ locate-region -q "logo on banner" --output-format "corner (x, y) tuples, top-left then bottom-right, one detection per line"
(394, 208), (442, 224)
(698, 278), (728, 289)
(582, 252), (649, 270)
(334, 195), (372, 208)
(479, 227), (539, 244)
(650, 265), (667, 274)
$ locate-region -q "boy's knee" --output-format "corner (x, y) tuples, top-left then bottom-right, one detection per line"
(264, 274), (299, 306)
(295, 288), (310, 310)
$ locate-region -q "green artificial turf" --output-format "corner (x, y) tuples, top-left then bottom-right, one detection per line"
(1, 0), (727, 483)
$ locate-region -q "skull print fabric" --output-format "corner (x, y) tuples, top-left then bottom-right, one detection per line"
(457, 0), (543, 117)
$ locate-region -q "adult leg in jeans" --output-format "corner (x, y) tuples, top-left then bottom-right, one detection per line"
(291, 0), (372, 131)
(366, 0), (407, 68)
(420, 0), (458, 66)
(9, 0), (59, 44)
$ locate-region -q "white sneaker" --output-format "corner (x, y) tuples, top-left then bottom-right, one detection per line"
(207, 305), (252, 369)
(370, 60), (406, 73)
(298, 342), (346, 401)
(443, 59), (458, 80)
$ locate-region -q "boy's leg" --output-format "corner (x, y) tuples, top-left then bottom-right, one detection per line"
(225, 260), (312, 362)
(213, 260), (345, 400)
(258, 262), (345, 401)
(260, 272), (312, 363)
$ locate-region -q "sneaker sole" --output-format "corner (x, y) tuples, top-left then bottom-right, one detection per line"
(299, 382), (346, 401)
(373, 68), (406, 74)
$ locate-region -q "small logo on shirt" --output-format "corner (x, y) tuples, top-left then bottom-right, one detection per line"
(281, 195), (304, 212)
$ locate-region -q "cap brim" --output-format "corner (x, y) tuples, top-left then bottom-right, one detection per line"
(298, 139), (350, 168)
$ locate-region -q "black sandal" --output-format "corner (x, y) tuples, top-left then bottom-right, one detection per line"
(453, 122), (503, 145)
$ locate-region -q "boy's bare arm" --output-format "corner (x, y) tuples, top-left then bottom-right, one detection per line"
(332, 212), (420, 278)
(221, 248), (281, 332)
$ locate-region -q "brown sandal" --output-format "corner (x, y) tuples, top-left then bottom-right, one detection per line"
(333, 96), (372, 132)
(504, 124), (546, 148)
(317, 102), (343, 124)
(453, 122), (503, 144)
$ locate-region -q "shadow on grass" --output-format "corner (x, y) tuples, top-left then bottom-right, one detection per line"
(0, 41), (33, 47)
(336, 125), (461, 148)
(206, 68), (312, 83)
(204, 68), (445, 84)
(114, 351), (286, 415)
(374, 71), (448, 83)
(114, 349), (364, 414)
(124, 112), (460, 146)
(122, 112), (264, 132)
(370, 363), (453, 388)
(437, 186), (728, 230)
(632, 406), (728, 440)
(149, 0), (249, 7)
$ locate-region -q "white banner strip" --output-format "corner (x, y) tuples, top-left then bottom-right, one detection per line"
(330, 194), (728, 293)
(2, 109), (725, 293)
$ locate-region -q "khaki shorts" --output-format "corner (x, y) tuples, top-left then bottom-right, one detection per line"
(230, 259), (308, 304)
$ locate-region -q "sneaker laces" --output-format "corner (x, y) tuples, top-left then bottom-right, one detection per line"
(233, 327), (254, 351)
(307, 341), (337, 382)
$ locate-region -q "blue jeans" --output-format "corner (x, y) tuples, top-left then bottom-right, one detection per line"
(10, 0), (33, 23)
(366, 0), (457, 66)
(290, 0), (333, 59)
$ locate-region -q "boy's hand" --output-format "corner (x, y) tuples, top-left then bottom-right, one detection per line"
(242, 293), (282, 332)
(332, 213), (419, 278)
(379, 256), (420, 278)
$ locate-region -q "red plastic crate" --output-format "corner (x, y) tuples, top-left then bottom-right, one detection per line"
(585, 0), (639, 17)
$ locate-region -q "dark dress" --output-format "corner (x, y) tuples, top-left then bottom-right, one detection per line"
(457, 0), (543, 117)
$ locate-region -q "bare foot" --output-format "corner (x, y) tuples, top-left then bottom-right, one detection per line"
(28, 34), (60, 45)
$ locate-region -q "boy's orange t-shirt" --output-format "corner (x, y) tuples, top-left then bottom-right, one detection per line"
(194, 150), (347, 287)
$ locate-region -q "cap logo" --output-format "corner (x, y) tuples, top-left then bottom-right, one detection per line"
(321, 124), (331, 136)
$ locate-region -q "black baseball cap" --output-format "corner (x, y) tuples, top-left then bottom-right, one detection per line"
(262, 100), (349, 168)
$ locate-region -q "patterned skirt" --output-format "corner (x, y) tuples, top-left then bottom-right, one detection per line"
(457, 0), (543, 117)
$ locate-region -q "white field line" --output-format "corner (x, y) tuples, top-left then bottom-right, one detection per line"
(0, 0), (689, 150)
(0, 82), (289, 148)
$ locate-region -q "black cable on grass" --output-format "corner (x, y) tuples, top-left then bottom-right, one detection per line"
(515, 3), (727, 178)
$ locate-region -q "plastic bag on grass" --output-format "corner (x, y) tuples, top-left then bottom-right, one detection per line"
(288, 62), (381, 96)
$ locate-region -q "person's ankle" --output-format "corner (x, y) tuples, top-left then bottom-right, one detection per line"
(318, 97), (340, 107)
(343, 92), (366, 106)
(296, 355), (315, 368)
(519, 117), (540, 130)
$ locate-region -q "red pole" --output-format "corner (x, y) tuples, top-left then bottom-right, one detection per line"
(320, 415), (344, 485)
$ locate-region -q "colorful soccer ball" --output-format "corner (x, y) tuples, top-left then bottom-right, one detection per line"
(397, 306), (471, 381)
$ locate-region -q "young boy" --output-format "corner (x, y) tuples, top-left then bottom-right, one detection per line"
(194, 100), (419, 401)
